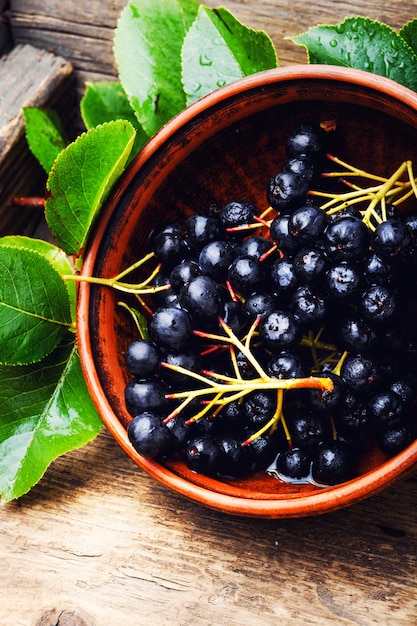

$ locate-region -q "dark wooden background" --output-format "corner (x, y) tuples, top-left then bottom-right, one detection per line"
(1, 2), (417, 625)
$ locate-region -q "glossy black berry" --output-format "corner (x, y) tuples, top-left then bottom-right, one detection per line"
(339, 316), (378, 353)
(217, 435), (252, 478)
(377, 423), (416, 457)
(125, 340), (160, 378)
(185, 434), (223, 475)
(288, 204), (328, 244)
(180, 275), (223, 321)
(270, 214), (302, 255)
(270, 258), (299, 295)
(283, 155), (319, 184)
(364, 252), (396, 286)
(227, 255), (266, 295)
(324, 262), (363, 301)
(267, 171), (309, 214)
(368, 391), (404, 427)
(221, 299), (248, 334)
(288, 410), (332, 452)
(219, 200), (258, 235)
(242, 390), (276, 427)
(267, 350), (309, 379)
(185, 213), (221, 250)
(244, 292), (278, 320)
(150, 306), (193, 350)
(169, 260), (200, 293)
(337, 391), (370, 433)
(311, 441), (354, 486)
(360, 284), (398, 325)
(153, 230), (189, 267)
(290, 284), (326, 328)
(293, 248), (327, 284)
(340, 354), (382, 395)
(372, 219), (413, 261)
(239, 235), (275, 261)
(125, 379), (168, 416)
(285, 123), (327, 160)
(259, 310), (302, 349)
(276, 447), (311, 479)
(161, 350), (201, 388)
(323, 216), (370, 262)
(127, 412), (171, 458)
(198, 239), (236, 281)
(308, 372), (346, 412)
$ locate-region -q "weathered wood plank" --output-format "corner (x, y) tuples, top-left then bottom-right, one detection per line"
(0, 43), (74, 234)
(8, 0), (416, 87)
(1, 428), (417, 626)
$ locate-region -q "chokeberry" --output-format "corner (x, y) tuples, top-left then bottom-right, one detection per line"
(323, 216), (370, 262)
(125, 340), (160, 378)
(285, 123), (327, 161)
(267, 171), (309, 214)
(150, 306), (193, 350)
(180, 275), (223, 321)
(259, 310), (302, 349)
(276, 447), (311, 479)
(125, 379), (168, 416)
(128, 412), (171, 458)
(311, 441), (354, 486)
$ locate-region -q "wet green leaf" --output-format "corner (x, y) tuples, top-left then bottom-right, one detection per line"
(0, 338), (102, 503)
(290, 17), (417, 91)
(182, 6), (278, 105)
(114, 0), (200, 137)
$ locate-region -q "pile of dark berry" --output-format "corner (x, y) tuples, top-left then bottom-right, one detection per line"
(123, 122), (417, 487)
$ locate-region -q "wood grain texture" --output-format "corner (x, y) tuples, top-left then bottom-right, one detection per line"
(2, 429), (417, 626)
(0, 43), (74, 234)
(7, 0), (417, 90)
(2, 1), (417, 625)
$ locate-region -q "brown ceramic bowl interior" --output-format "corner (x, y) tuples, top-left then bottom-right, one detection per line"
(77, 65), (417, 518)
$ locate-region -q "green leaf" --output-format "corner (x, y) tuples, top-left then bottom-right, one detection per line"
(0, 245), (72, 366)
(118, 301), (150, 340)
(290, 17), (417, 92)
(80, 81), (149, 156)
(45, 119), (136, 256)
(113, 0), (200, 137)
(182, 6), (278, 105)
(0, 338), (102, 503)
(23, 107), (68, 173)
(0, 236), (77, 325)
(399, 19), (417, 57)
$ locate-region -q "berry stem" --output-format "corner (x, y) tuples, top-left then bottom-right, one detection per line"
(165, 375), (333, 402)
(332, 350), (349, 376)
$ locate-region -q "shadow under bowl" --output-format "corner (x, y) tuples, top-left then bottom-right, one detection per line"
(77, 65), (417, 518)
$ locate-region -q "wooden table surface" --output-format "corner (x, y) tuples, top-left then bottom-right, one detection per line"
(2, 2), (417, 625)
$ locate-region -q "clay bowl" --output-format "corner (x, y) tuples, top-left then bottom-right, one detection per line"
(77, 65), (417, 518)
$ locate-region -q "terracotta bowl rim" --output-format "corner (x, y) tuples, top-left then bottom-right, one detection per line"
(77, 64), (417, 518)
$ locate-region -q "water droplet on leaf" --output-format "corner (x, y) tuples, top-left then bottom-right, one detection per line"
(199, 54), (213, 67)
